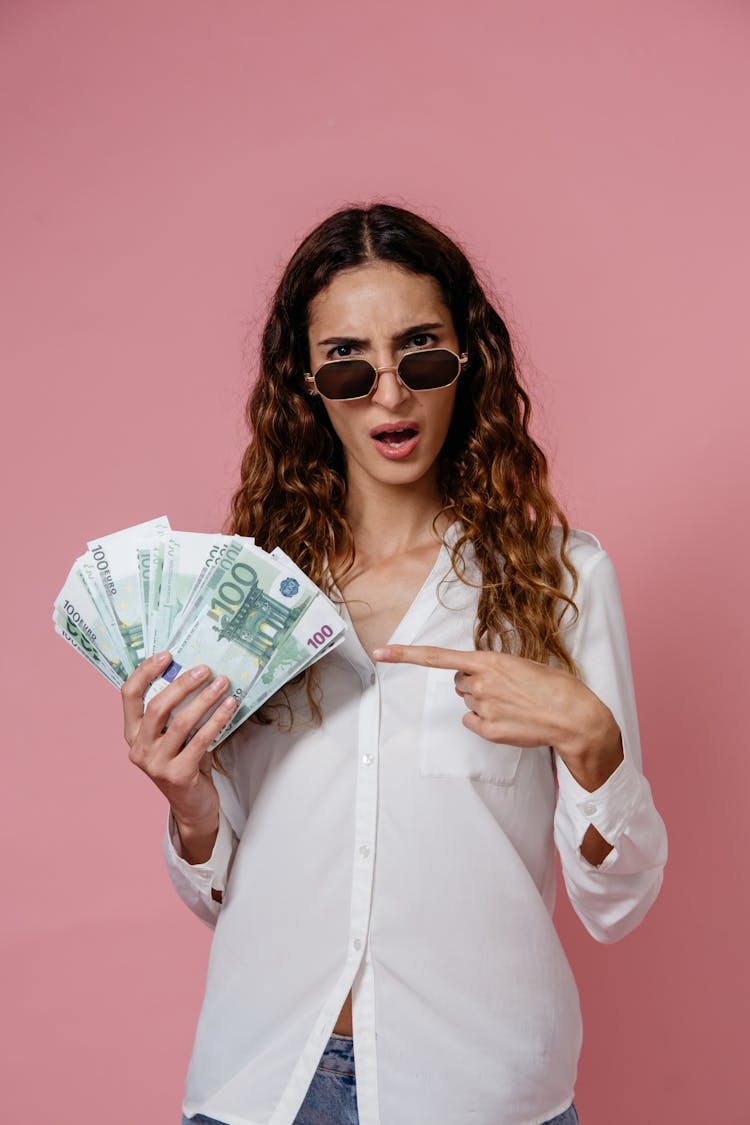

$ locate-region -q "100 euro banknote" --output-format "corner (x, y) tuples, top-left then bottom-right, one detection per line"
(86, 516), (171, 671)
(145, 536), (322, 705)
(54, 517), (346, 745)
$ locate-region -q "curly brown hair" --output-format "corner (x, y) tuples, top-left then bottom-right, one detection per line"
(225, 201), (580, 735)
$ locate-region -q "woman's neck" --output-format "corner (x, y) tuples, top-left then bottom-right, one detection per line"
(342, 469), (448, 565)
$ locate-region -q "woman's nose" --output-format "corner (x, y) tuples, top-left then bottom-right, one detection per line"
(370, 365), (410, 408)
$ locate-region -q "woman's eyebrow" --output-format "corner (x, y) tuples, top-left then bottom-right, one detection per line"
(317, 322), (445, 347)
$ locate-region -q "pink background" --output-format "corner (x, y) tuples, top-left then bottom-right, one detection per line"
(2, 1), (747, 1121)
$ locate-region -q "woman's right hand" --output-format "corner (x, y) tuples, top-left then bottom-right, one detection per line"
(122, 652), (238, 861)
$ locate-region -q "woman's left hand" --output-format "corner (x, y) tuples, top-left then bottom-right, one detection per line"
(372, 644), (624, 791)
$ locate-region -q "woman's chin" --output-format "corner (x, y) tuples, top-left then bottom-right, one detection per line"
(345, 446), (438, 490)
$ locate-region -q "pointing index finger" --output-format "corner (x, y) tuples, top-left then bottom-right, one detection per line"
(371, 644), (484, 671)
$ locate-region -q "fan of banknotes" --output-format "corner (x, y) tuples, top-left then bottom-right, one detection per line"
(53, 515), (347, 750)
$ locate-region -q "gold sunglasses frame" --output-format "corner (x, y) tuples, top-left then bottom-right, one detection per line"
(304, 348), (469, 402)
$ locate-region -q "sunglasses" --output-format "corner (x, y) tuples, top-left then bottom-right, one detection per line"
(304, 347), (469, 402)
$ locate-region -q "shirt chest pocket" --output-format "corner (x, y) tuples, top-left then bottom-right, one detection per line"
(418, 668), (524, 786)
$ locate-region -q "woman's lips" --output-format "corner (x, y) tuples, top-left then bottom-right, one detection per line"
(371, 420), (422, 459)
(370, 422), (420, 461)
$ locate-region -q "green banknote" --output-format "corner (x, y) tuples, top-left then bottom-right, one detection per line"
(54, 518), (347, 740)
(136, 545), (153, 655)
(136, 520), (170, 656)
(86, 516), (171, 670)
(166, 533), (255, 642)
(53, 559), (131, 684)
(54, 619), (124, 688)
(211, 591), (345, 748)
(150, 531), (242, 658)
(146, 537), (317, 704)
(54, 560), (132, 679)
(75, 555), (135, 674)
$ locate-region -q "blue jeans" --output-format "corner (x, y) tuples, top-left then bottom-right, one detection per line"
(181, 1031), (580, 1124)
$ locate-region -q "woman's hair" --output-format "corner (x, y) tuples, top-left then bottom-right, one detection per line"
(224, 201), (580, 735)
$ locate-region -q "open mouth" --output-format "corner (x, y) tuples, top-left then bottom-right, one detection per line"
(371, 423), (420, 448)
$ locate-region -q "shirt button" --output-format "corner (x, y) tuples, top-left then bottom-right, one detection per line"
(369, 672), (376, 686)
(353, 938), (362, 951)
(362, 753), (374, 766)
(359, 845), (370, 859)
(582, 801), (597, 816)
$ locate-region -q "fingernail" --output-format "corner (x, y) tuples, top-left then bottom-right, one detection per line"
(211, 675), (229, 693)
(372, 648), (388, 660)
(190, 664), (209, 680)
(220, 696), (237, 712)
(156, 651), (171, 662)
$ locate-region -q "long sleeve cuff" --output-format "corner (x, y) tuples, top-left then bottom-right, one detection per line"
(555, 752), (644, 866)
(554, 749), (668, 941)
(162, 806), (238, 928)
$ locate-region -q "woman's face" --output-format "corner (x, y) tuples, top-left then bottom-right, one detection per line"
(305, 261), (460, 493)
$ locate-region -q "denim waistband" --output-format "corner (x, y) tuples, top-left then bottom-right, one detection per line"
(318, 1032), (355, 1076)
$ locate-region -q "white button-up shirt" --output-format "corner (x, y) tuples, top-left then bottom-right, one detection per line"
(164, 524), (667, 1125)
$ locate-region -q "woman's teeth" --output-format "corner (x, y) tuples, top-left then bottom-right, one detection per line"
(376, 429), (414, 446)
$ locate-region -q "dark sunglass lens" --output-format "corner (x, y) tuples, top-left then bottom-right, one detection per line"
(315, 360), (375, 400)
(400, 350), (459, 390)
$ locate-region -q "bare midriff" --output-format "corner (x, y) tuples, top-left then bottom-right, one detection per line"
(334, 990), (354, 1035)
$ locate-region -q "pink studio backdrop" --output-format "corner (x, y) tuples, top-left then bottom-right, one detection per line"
(2, 2), (747, 1122)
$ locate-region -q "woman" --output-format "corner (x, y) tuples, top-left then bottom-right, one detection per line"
(123, 202), (668, 1125)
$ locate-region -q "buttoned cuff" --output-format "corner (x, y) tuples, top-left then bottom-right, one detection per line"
(555, 752), (644, 851)
(164, 806), (237, 898)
